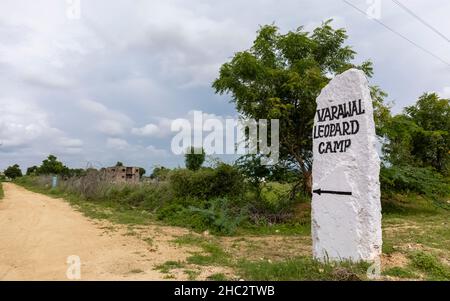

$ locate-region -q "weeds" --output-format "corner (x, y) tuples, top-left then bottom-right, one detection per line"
(236, 257), (371, 281)
(154, 261), (185, 273)
(0, 182), (3, 200)
(409, 251), (450, 280)
(173, 234), (231, 266)
(184, 269), (201, 280)
(383, 267), (417, 279)
(207, 273), (228, 281)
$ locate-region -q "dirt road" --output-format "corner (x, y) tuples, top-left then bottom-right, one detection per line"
(0, 183), (192, 280)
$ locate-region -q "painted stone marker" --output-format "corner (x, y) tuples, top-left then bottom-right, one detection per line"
(311, 68), (382, 262)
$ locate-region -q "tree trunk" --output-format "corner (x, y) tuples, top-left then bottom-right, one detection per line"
(303, 171), (312, 196)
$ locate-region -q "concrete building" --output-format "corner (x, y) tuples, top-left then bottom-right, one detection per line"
(105, 166), (140, 183)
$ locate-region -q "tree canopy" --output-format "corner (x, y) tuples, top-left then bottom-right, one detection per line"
(384, 93), (450, 174)
(185, 147), (205, 171)
(4, 164), (23, 179)
(139, 167), (146, 177)
(213, 21), (385, 192)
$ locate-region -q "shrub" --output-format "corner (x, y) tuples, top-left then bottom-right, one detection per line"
(185, 147), (205, 171)
(381, 165), (450, 197)
(189, 197), (248, 235)
(211, 163), (245, 197)
(246, 182), (297, 224)
(170, 164), (244, 199)
(150, 166), (171, 181)
(409, 251), (450, 280)
(156, 198), (210, 232)
(170, 168), (215, 199)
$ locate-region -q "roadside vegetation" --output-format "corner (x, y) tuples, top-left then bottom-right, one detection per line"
(14, 155), (450, 280)
(7, 21), (450, 280)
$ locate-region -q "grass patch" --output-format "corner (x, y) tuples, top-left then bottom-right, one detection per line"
(174, 234), (231, 266)
(173, 234), (207, 246)
(409, 251), (450, 280)
(383, 212), (450, 253)
(155, 261), (185, 273)
(236, 222), (310, 236)
(383, 267), (417, 279)
(184, 269), (201, 280)
(382, 240), (396, 255)
(207, 273), (228, 281)
(187, 246), (229, 266)
(0, 182), (3, 200)
(382, 193), (443, 216)
(236, 257), (371, 281)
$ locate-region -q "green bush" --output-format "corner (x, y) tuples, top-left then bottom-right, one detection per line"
(156, 199), (210, 232)
(409, 251), (450, 280)
(120, 182), (172, 211)
(189, 198), (248, 235)
(170, 168), (215, 199)
(245, 182), (297, 224)
(185, 147), (206, 171)
(170, 164), (244, 199)
(381, 165), (450, 197)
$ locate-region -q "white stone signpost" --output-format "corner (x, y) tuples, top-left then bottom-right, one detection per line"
(311, 68), (382, 262)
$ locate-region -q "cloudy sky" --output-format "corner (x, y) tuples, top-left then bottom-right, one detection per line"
(1, 0), (449, 173)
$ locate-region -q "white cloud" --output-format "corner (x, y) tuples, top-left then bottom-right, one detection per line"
(57, 137), (83, 148)
(0, 97), (82, 155)
(146, 145), (169, 157)
(131, 124), (159, 137)
(97, 120), (127, 136)
(131, 117), (174, 138)
(106, 138), (129, 150)
(79, 99), (132, 136)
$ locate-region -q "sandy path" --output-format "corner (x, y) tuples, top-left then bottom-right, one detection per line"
(0, 183), (191, 280)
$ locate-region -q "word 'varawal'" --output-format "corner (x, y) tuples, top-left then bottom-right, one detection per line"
(311, 68), (382, 262)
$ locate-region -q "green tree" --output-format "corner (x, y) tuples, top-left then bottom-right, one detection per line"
(185, 147), (205, 171)
(383, 115), (419, 166)
(384, 93), (449, 174)
(138, 167), (146, 177)
(4, 164), (23, 179)
(115, 161), (124, 167)
(26, 166), (38, 176)
(150, 166), (170, 180)
(213, 21), (385, 193)
(235, 155), (271, 200)
(371, 86), (392, 136)
(37, 155), (69, 175)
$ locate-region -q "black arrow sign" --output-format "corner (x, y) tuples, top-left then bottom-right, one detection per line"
(313, 188), (352, 196)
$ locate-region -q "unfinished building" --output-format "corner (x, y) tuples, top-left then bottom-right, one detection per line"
(105, 166), (140, 183)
